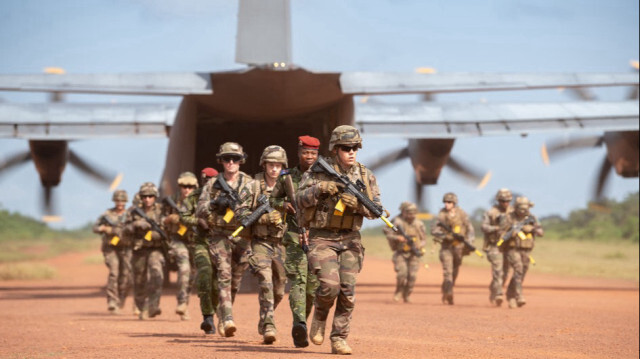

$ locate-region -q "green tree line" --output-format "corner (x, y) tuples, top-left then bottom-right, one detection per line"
(0, 207), (94, 241)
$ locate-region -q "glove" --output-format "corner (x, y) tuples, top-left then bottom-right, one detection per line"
(522, 224), (534, 233)
(340, 193), (358, 209)
(317, 181), (339, 196)
(150, 231), (162, 241)
(164, 214), (180, 225)
(134, 219), (151, 231)
(197, 218), (209, 231)
(267, 211), (282, 224)
(284, 202), (296, 214)
(102, 225), (113, 235)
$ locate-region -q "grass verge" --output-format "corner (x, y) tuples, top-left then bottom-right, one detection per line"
(0, 262), (57, 280)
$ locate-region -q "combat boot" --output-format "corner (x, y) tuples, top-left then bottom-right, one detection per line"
(331, 339), (353, 355)
(218, 318), (225, 336)
(149, 307), (162, 318)
(445, 294), (454, 305)
(222, 319), (237, 337)
(133, 304), (141, 316)
(292, 322), (309, 348)
(263, 326), (277, 344)
(175, 302), (188, 316)
(508, 298), (517, 309)
(495, 296), (504, 307)
(107, 300), (118, 313)
(517, 297), (526, 307)
(139, 309), (149, 320)
(393, 292), (402, 302)
(200, 315), (215, 334)
(309, 315), (326, 345)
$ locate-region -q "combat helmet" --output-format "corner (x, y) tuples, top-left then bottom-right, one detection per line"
(442, 192), (458, 204)
(329, 125), (362, 151)
(216, 142), (247, 163)
(112, 189), (128, 202)
(399, 201), (418, 213)
(495, 188), (513, 202)
(177, 171), (198, 187)
(259, 145), (288, 167)
(138, 182), (159, 197)
(515, 196), (533, 215)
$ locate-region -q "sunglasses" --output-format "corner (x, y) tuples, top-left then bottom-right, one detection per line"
(443, 201), (454, 204)
(220, 155), (243, 163)
(141, 195), (155, 199)
(499, 199), (511, 203)
(180, 185), (196, 189)
(337, 145), (359, 153)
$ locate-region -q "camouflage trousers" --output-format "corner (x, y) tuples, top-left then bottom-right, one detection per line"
(132, 247), (165, 312)
(439, 245), (464, 295)
(307, 230), (364, 341)
(167, 237), (192, 305)
(194, 237), (219, 316)
(505, 248), (529, 301)
(207, 232), (251, 321)
(485, 245), (504, 301)
(249, 239), (286, 333)
(103, 246), (133, 308)
(283, 231), (318, 325)
(392, 251), (420, 299)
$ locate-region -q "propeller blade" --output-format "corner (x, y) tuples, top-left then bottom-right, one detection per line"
(68, 149), (117, 188)
(0, 151), (32, 174)
(446, 155), (492, 188)
(542, 136), (604, 163)
(568, 87), (597, 101)
(42, 186), (53, 215)
(367, 147), (410, 172)
(594, 154), (613, 202)
(414, 177), (425, 212)
(627, 86), (638, 100)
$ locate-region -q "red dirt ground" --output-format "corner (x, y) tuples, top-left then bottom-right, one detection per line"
(0, 250), (638, 359)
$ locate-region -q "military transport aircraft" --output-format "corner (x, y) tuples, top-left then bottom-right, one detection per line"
(0, 0), (638, 219)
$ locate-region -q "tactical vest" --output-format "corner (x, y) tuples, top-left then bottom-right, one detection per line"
(208, 172), (251, 232)
(509, 212), (537, 250)
(101, 208), (129, 248)
(483, 206), (512, 249)
(306, 161), (372, 232)
(131, 203), (164, 249)
(437, 209), (468, 248)
(250, 173), (286, 240)
(390, 216), (422, 253)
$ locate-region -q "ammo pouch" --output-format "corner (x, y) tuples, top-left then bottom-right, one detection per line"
(516, 231), (535, 249)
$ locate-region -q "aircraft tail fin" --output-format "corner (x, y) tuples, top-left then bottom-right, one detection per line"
(235, 0), (292, 67)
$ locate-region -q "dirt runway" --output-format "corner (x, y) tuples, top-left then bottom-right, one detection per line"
(0, 250), (637, 359)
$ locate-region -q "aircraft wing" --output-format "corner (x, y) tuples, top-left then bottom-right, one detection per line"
(0, 72), (212, 95)
(0, 103), (178, 140)
(354, 101), (639, 138)
(341, 72), (639, 94)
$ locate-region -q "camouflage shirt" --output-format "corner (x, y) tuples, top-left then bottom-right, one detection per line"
(235, 172), (287, 241)
(196, 171), (252, 234)
(481, 205), (513, 247)
(431, 207), (475, 247)
(124, 202), (166, 250)
(502, 211), (543, 249)
(384, 216), (427, 253)
(270, 166), (306, 232)
(92, 208), (128, 248)
(296, 156), (381, 232)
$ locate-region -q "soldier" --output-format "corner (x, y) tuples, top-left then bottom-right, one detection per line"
(235, 145), (288, 344)
(384, 201), (427, 304)
(502, 196), (544, 308)
(431, 192), (475, 305)
(297, 125), (383, 355)
(92, 190), (132, 314)
(162, 171), (198, 320)
(196, 143), (253, 337)
(481, 188), (513, 307)
(124, 182), (167, 320)
(270, 135), (320, 347)
(180, 167), (220, 334)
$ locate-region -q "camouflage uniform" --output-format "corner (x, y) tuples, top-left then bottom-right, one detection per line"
(502, 197), (544, 308)
(196, 171), (252, 333)
(124, 184), (166, 319)
(236, 169), (288, 341)
(431, 194), (475, 305)
(383, 210), (426, 303)
(271, 165), (319, 327)
(92, 202), (131, 312)
(296, 155), (381, 347)
(481, 190), (513, 306)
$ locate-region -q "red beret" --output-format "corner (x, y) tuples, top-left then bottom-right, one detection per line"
(201, 167), (218, 177)
(298, 135), (320, 150)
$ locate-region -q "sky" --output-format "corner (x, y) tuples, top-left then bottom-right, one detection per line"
(0, 0), (638, 228)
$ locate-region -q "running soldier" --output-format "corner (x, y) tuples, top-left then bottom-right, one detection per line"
(92, 190), (131, 314)
(431, 192), (476, 305)
(481, 188), (513, 307)
(235, 145), (288, 344)
(124, 182), (167, 320)
(270, 135), (320, 347)
(384, 201), (427, 304)
(162, 171), (198, 320)
(180, 168), (219, 334)
(196, 143), (252, 337)
(502, 196), (544, 308)
(297, 125), (384, 355)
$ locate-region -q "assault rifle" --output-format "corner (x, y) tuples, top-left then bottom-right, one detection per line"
(132, 207), (168, 241)
(397, 224), (425, 257)
(210, 174), (241, 212)
(99, 215), (122, 246)
(497, 216), (536, 247)
(230, 194), (281, 238)
(162, 196), (184, 214)
(283, 172), (309, 253)
(310, 156), (397, 232)
(99, 215), (118, 227)
(436, 222), (483, 257)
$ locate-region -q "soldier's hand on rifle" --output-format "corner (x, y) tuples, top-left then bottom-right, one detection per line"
(164, 214), (180, 226)
(102, 225), (113, 235)
(522, 224), (534, 233)
(284, 202), (296, 214)
(150, 231), (162, 241)
(340, 193), (358, 209)
(317, 181), (340, 196)
(267, 211), (282, 224)
(134, 219), (151, 231)
(396, 235), (406, 243)
(197, 218), (209, 231)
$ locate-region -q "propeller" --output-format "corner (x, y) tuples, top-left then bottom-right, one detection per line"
(68, 150), (123, 191)
(0, 151), (32, 173)
(541, 136), (604, 165)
